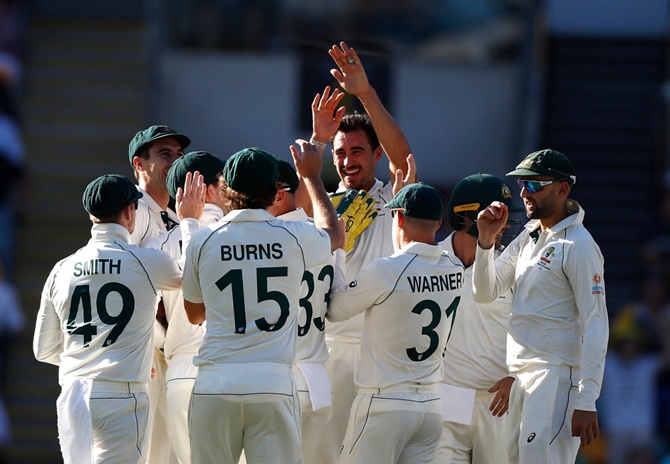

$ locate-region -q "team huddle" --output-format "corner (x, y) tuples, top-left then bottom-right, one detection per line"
(32, 42), (609, 464)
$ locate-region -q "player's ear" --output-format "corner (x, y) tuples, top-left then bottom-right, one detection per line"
(132, 156), (145, 172)
(372, 145), (383, 163)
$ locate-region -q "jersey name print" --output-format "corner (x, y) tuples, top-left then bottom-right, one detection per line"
(220, 242), (283, 261)
(407, 272), (463, 293)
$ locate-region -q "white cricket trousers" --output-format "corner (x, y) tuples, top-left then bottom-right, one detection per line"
(293, 364), (331, 464)
(314, 335), (360, 464)
(510, 365), (580, 464)
(57, 379), (150, 464)
(339, 385), (443, 464)
(189, 362), (302, 464)
(433, 388), (513, 464)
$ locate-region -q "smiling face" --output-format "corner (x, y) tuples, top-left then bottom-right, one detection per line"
(519, 176), (565, 220)
(134, 137), (185, 193)
(332, 129), (382, 192)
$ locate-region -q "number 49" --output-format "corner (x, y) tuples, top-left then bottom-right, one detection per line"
(66, 283), (135, 347)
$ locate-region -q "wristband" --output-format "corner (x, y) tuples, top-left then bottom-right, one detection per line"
(309, 138), (328, 151)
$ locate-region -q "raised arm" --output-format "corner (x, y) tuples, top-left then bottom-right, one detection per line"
(291, 139), (344, 252)
(329, 41), (415, 182)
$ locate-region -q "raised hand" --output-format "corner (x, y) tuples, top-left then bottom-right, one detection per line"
(477, 201), (509, 249)
(392, 154), (416, 195)
(176, 171), (206, 220)
(328, 42), (372, 98)
(312, 86), (346, 144)
(290, 139), (323, 181)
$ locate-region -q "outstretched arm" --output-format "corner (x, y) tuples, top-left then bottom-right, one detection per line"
(291, 139), (344, 252)
(329, 41), (415, 182)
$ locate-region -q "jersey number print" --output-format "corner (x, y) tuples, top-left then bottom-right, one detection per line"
(66, 283), (135, 347)
(407, 296), (460, 361)
(216, 267), (290, 334)
(298, 265), (334, 336)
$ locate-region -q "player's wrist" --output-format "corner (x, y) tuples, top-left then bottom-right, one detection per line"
(309, 136), (328, 151)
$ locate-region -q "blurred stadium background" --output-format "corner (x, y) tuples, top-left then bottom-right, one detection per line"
(0, 0), (668, 462)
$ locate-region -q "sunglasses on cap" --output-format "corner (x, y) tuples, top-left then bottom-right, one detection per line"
(390, 208), (405, 218)
(517, 178), (570, 194)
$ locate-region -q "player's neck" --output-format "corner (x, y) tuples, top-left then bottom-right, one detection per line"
(141, 183), (170, 210)
(452, 230), (476, 267)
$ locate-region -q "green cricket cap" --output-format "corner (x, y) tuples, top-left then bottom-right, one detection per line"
(223, 147), (279, 196)
(82, 174), (143, 218)
(276, 158), (299, 194)
(385, 183), (444, 221)
(449, 173), (524, 215)
(506, 148), (576, 185)
(167, 151), (226, 200)
(128, 125), (191, 165)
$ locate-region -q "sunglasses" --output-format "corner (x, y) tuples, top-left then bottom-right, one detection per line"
(133, 202), (139, 210)
(517, 178), (568, 194)
(390, 208), (405, 218)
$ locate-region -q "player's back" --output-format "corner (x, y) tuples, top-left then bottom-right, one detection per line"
(357, 245), (465, 389)
(44, 230), (181, 384)
(184, 209), (331, 367)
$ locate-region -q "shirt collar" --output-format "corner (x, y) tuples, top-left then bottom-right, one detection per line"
(277, 207), (309, 222)
(400, 241), (444, 257)
(336, 178), (383, 196)
(222, 208), (277, 222)
(89, 223), (131, 244)
(524, 198), (585, 239)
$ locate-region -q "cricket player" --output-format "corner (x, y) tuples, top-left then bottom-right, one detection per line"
(268, 159), (338, 463)
(152, 151), (225, 464)
(305, 41), (417, 463)
(183, 143), (343, 464)
(473, 149), (609, 463)
(33, 174), (182, 464)
(128, 124), (190, 464)
(328, 183), (464, 464)
(434, 173), (524, 464)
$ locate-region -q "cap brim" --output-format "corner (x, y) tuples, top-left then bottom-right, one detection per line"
(506, 167), (542, 177)
(151, 133), (191, 149)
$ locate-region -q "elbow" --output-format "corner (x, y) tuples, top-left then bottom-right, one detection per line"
(187, 314), (205, 325)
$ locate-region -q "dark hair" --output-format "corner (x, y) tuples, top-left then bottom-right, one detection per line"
(449, 210), (477, 233)
(333, 112), (380, 150)
(222, 182), (278, 211)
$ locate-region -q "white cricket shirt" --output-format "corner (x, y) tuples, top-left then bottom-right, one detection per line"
(326, 179), (395, 339)
(33, 223), (182, 385)
(129, 187), (179, 246)
(328, 242), (465, 389)
(155, 204), (224, 364)
(439, 233), (511, 389)
(277, 208), (334, 364)
(472, 200), (609, 410)
(183, 208), (332, 366)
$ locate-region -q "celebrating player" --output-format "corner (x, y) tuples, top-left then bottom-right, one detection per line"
(328, 183), (463, 463)
(433, 173), (524, 464)
(33, 174), (182, 464)
(152, 151), (225, 464)
(303, 41), (417, 463)
(473, 149), (609, 463)
(183, 143), (343, 464)
(128, 124), (191, 463)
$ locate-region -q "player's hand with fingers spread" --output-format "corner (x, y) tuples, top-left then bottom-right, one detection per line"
(572, 409), (599, 447)
(291, 139), (323, 181)
(392, 153), (416, 195)
(328, 41), (372, 98)
(488, 376), (514, 417)
(312, 86), (347, 145)
(476, 201), (509, 249)
(176, 171), (206, 220)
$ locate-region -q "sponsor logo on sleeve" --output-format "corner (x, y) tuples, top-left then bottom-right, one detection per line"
(592, 274), (604, 295)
